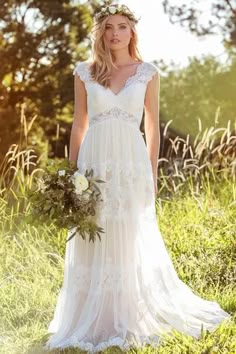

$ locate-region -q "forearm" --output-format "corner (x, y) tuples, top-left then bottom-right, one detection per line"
(68, 122), (88, 162)
(145, 120), (160, 178)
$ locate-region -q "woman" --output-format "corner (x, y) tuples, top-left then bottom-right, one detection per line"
(44, 3), (230, 352)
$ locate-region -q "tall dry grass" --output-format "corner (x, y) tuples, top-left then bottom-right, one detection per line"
(158, 111), (236, 196)
(1, 104), (235, 199)
(0, 104), (235, 353)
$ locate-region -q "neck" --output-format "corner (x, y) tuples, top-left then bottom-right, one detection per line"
(111, 48), (135, 66)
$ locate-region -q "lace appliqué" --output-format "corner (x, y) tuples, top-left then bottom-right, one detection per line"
(90, 106), (140, 128)
(125, 62), (159, 88)
(77, 160), (156, 222)
(73, 61), (159, 87)
(44, 333), (161, 353)
(74, 263), (133, 294)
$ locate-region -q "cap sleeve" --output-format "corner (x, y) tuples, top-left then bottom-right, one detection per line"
(73, 61), (91, 82)
(145, 62), (161, 83)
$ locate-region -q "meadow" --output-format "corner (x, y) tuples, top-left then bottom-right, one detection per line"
(0, 110), (235, 354)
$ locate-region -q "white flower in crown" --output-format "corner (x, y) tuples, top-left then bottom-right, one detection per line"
(71, 171), (89, 195)
(108, 6), (117, 14)
(120, 5), (127, 12)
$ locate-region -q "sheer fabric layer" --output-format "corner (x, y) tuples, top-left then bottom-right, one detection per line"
(44, 61), (231, 353)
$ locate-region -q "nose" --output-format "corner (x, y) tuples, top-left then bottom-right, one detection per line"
(112, 29), (119, 37)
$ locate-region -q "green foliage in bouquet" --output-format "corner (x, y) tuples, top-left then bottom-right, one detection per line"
(26, 158), (105, 243)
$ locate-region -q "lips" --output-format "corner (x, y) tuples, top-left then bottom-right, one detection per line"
(111, 39), (120, 43)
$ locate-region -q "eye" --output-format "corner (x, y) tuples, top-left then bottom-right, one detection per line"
(105, 25), (127, 30)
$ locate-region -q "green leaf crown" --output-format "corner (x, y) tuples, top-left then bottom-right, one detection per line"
(95, 4), (140, 24)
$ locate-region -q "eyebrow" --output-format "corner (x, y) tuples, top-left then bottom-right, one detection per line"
(106, 23), (127, 25)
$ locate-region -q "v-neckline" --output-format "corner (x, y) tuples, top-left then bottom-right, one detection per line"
(88, 61), (145, 97)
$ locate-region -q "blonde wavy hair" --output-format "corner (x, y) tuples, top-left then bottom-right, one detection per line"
(89, 5), (143, 88)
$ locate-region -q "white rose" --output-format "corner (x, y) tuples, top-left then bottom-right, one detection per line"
(58, 169), (66, 176)
(72, 171), (89, 195)
(109, 6), (117, 14)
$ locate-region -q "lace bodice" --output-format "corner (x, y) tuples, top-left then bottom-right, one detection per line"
(45, 61), (231, 354)
(73, 61), (159, 129)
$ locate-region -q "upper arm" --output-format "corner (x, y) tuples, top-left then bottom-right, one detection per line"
(73, 65), (88, 129)
(144, 70), (160, 127)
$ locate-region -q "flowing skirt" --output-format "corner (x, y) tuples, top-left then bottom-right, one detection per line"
(44, 120), (230, 353)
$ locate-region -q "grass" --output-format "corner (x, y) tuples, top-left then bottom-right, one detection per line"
(0, 175), (235, 354)
(0, 105), (235, 353)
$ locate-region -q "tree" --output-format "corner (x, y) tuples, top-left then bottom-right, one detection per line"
(0, 0), (94, 116)
(162, 0), (236, 48)
(158, 54), (236, 137)
(0, 0), (100, 162)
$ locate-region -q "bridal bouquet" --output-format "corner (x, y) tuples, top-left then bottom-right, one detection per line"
(27, 158), (105, 243)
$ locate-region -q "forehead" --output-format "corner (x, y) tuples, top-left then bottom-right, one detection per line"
(105, 14), (129, 25)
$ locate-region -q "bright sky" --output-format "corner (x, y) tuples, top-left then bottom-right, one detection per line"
(119, 0), (226, 67)
(26, 0), (226, 68)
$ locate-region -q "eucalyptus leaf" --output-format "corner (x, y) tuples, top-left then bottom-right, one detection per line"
(26, 157), (105, 243)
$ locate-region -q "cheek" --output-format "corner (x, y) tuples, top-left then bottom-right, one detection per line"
(103, 31), (111, 43)
(121, 28), (132, 40)
(103, 29), (108, 37)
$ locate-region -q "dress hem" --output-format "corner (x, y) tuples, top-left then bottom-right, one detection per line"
(43, 315), (231, 353)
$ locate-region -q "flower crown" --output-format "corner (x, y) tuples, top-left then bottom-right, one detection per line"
(94, 4), (140, 24)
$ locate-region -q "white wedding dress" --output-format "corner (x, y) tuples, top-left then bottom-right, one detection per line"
(44, 61), (230, 352)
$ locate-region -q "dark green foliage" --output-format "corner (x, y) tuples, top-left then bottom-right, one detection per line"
(158, 54), (236, 138)
(26, 158), (106, 243)
(0, 0), (95, 161)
